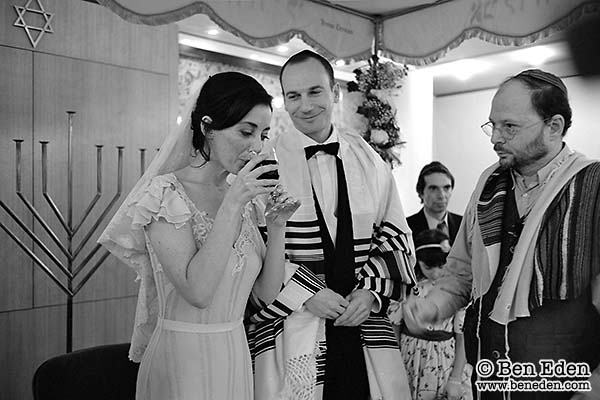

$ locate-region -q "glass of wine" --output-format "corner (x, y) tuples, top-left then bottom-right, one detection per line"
(253, 148), (279, 181)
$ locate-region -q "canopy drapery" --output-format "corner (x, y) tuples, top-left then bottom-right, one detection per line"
(97, 0), (600, 65)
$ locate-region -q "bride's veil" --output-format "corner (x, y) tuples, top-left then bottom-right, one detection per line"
(98, 79), (202, 361)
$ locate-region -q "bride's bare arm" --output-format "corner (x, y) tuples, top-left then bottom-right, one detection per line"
(146, 199), (244, 308)
(253, 189), (300, 304)
(147, 157), (278, 309)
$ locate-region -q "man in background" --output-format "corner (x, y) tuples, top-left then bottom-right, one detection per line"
(407, 161), (462, 244)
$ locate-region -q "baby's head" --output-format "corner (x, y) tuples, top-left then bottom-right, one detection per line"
(414, 229), (451, 280)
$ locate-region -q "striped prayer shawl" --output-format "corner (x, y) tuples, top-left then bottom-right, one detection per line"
(248, 265), (325, 326)
(246, 127), (415, 399)
(533, 162), (600, 306)
(473, 160), (600, 317)
(281, 212), (415, 295)
(476, 168), (511, 247)
(275, 126), (416, 310)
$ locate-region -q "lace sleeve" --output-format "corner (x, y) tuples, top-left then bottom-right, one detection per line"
(100, 174), (193, 276)
(128, 174), (192, 231)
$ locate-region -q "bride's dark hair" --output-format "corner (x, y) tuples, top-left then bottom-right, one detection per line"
(190, 72), (273, 161)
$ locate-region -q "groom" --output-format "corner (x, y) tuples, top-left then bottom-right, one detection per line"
(247, 50), (416, 399)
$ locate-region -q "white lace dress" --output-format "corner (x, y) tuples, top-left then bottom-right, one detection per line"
(132, 173), (265, 400)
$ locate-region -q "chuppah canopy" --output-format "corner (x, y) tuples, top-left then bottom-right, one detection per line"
(97, 0), (600, 65)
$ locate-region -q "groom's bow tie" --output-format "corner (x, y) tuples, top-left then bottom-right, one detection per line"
(304, 142), (340, 159)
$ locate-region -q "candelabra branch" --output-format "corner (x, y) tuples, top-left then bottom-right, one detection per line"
(72, 145), (103, 236)
(16, 192), (72, 259)
(0, 200), (72, 278)
(67, 111), (75, 231)
(0, 220), (74, 296)
(42, 193), (70, 234)
(15, 139), (24, 191)
(3, 111), (140, 352)
(72, 146), (123, 260)
(73, 249), (110, 295)
(73, 193), (101, 236)
(139, 148), (146, 177)
(41, 141), (71, 235)
(12, 139), (71, 258)
(72, 242), (102, 277)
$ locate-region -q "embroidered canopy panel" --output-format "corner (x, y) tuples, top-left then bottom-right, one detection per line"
(97, 0), (600, 65)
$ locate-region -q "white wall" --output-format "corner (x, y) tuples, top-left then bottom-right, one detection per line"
(393, 69), (434, 215)
(433, 88), (496, 213)
(562, 77), (600, 158)
(433, 75), (600, 213)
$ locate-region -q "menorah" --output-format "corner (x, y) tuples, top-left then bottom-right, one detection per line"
(0, 111), (151, 352)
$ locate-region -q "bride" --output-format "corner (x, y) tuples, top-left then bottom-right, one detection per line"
(99, 71), (300, 400)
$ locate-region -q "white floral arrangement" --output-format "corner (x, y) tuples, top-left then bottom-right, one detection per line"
(347, 56), (408, 166)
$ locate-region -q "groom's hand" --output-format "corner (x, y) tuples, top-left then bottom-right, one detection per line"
(334, 289), (375, 327)
(305, 288), (349, 319)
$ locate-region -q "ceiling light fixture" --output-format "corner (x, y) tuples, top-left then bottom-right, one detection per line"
(509, 45), (556, 66)
(425, 59), (491, 81)
(178, 33), (356, 81)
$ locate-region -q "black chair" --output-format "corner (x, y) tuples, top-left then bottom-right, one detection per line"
(32, 343), (139, 400)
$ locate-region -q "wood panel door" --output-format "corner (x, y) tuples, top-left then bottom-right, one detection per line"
(32, 52), (170, 306)
(0, 46), (34, 313)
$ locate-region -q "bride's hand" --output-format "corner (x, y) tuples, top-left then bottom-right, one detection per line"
(264, 185), (300, 228)
(222, 154), (278, 212)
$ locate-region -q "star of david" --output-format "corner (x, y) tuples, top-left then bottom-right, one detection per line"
(13, 0), (54, 48)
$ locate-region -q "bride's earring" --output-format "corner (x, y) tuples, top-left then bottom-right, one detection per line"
(190, 116), (213, 168)
(201, 115), (213, 126)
